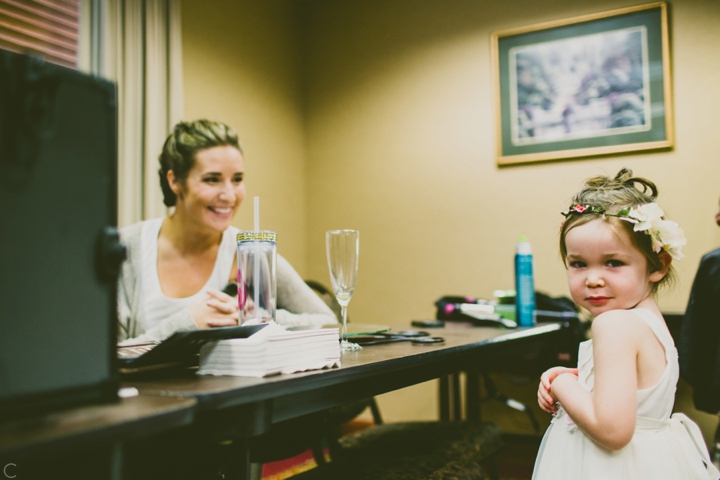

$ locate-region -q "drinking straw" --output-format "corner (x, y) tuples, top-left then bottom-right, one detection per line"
(254, 196), (259, 232)
(253, 196), (260, 318)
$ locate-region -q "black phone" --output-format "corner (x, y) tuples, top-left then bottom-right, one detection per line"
(222, 282), (239, 296)
(411, 320), (445, 328)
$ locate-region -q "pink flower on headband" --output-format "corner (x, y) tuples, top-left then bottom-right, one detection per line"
(570, 205), (587, 213)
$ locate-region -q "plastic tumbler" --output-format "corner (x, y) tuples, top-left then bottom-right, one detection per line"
(237, 230), (277, 324)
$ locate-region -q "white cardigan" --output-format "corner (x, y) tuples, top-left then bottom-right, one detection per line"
(117, 220), (337, 344)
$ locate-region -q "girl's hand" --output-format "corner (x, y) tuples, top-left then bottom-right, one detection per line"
(541, 367), (579, 390)
(537, 382), (558, 413)
(188, 289), (240, 329)
(537, 367), (579, 413)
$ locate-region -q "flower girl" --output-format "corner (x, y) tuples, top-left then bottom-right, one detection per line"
(533, 168), (718, 480)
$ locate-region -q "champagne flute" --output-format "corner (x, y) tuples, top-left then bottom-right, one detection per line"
(326, 229), (361, 352)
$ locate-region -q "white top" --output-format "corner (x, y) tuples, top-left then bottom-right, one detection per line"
(139, 217), (236, 333)
(532, 308), (719, 480)
(117, 219), (338, 344)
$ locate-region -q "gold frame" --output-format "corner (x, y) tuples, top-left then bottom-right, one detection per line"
(492, 2), (673, 165)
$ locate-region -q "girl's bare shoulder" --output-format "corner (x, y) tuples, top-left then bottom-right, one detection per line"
(591, 309), (646, 341)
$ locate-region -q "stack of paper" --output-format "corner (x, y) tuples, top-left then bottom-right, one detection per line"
(198, 322), (341, 378)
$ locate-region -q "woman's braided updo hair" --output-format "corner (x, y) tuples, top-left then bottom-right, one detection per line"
(158, 119), (242, 207)
(559, 168), (674, 291)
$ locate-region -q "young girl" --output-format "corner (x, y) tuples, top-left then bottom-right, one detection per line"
(532, 169), (718, 480)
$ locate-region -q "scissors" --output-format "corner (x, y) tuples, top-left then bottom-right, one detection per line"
(352, 330), (445, 346)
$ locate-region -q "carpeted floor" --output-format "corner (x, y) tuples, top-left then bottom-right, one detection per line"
(492, 434), (541, 480)
(261, 433), (541, 480)
(261, 450), (320, 480)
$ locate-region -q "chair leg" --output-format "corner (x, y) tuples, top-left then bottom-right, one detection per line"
(248, 463), (263, 480)
(481, 374), (541, 436)
(325, 433), (343, 461)
(311, 444), (327, 466)
(218, 439), (252, 480)
(369, 398), (383, 425)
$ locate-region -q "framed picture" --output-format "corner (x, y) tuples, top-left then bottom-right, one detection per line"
(492, 2), (672, 165)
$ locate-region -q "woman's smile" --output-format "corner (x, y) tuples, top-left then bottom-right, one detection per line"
(208, 206), (233, 216)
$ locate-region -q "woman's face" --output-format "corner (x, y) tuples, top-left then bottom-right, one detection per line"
(172, 145), (245, 233)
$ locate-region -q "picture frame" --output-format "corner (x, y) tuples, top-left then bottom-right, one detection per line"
(492, 2), (673, 165)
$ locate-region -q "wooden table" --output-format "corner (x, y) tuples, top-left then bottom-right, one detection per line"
(126, 321), (570, 479)
(0, 395), (196, 480)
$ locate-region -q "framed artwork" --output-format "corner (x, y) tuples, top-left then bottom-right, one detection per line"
(492, 2), (672, 165)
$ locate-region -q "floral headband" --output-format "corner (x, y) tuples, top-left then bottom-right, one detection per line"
(561, 202), (686, 260)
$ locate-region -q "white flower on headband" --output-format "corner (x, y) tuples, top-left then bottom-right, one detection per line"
(649, 219), (686, 260)
(619, 203), (686, 260)
(625, 203), (665, 231)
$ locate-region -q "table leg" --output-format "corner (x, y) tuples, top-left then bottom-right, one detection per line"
(452, 373), (462, 420)
(439, 374), (465, 421)
(439, 375), (451, 421)
(465, 370), (481, 421)
(222, 438), (251, 480)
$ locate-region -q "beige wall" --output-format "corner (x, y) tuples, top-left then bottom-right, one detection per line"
(182, 0), (308, 272)
(302, 0), (720, 431)
(303, 0), (720, 327)
(182, 0), (720, 442)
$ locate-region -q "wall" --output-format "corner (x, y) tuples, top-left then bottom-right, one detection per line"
(179, 0), (720, 443)
(301, 0), (720, 435)
(181, 0), (308, 272)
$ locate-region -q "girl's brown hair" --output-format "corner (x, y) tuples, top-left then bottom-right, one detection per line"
(559, 168), (674, 291)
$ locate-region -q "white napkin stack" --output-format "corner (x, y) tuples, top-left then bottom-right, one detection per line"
(198, 322), (341, 378)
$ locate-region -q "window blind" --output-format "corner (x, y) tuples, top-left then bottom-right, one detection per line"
(0, 0), (79, 68)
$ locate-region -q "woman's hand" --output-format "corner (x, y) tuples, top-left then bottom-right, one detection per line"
(188, 289), (240, 329)
(537, 366), (578, 413)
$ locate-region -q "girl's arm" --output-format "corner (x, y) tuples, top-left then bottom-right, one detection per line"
(551, 310), (640, 450)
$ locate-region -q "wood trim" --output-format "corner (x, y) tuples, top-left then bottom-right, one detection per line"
(492, 2), (673, 166)
(32, 0), (79, 19)
(0, 6), (77, 41)
(0, 0), (78, 67)
(2, 0), (78, 29)
(492, 2), (666, 38)
(0, 16), (77, 49)
(0, 31), (75, 65)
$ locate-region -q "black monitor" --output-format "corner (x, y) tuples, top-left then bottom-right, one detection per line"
(0, 51), (123, 418)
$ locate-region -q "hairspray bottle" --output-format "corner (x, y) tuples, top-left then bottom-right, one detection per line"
(515, 236), (536, 327)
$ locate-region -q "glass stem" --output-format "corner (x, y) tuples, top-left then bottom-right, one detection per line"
(341, 305), (348, 344)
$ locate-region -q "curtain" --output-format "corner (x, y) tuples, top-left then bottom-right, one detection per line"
(83, 0), (183, 227)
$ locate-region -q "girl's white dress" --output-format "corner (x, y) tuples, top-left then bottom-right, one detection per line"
(532, 308), (719, 480)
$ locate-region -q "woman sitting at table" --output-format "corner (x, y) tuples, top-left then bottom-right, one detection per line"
(117, 119), (337, 343)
